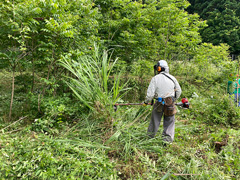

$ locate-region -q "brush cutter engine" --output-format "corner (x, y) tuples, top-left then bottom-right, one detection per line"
(175, 98), (190, 109)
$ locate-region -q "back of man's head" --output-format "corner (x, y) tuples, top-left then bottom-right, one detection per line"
(158, 60), (169, 73)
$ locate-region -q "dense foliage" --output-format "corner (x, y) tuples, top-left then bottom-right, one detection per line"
(187, 0), (240, 55)
(0, 0), (239, 179)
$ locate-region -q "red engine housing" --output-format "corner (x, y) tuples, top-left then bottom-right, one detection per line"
(181, 98), (188, 104)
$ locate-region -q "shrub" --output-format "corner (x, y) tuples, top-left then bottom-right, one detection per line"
(31, 95), (83, 133)
(184, 93), (240, 127)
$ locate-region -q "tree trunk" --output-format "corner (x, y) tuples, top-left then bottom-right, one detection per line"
(38, 63), (52, 113)
(31, 58), (35, 93)
(31, 38), (35, 93)
(9, 65), (15, 121)
(164, 20), (170, 60)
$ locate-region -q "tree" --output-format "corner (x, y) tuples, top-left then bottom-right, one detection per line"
(0, 0), (34, 120)
(144, 0), (206, 60)
(0, 0), (100, 119)
(95, 0), (206, 62)
(187, 0), (240, 55)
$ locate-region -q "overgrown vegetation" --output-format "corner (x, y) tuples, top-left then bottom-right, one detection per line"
(0, 0), (240, 179)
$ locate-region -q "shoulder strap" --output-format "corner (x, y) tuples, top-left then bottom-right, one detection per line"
(161, 73), (175, 86)
(161, 73), (177, 98)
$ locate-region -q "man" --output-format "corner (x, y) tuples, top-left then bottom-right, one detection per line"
(143, 60), (182, 143)
(227, 74), (240, 106)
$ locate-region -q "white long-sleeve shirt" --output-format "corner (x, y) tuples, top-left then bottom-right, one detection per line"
(145, 72), (182, 103)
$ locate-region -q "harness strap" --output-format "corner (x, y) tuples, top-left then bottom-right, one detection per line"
(161, 73), (175, 86)
(161, 73), (176, 98)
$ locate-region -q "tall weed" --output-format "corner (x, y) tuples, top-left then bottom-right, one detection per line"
(59, 46), (130, 137)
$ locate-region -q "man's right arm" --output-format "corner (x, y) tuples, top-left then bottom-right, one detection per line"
(144, 77), (156, 103)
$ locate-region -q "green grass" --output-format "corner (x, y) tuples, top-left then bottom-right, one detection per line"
(0, 105), (239, 179)
(0, 53), (239, 179)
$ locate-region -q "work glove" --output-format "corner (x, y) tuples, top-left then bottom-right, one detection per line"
(143, 102), (148, 106)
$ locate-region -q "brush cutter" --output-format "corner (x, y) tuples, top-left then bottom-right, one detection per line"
(114, 98), (190, 111)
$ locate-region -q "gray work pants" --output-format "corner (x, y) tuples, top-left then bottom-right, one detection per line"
(147, 102), (175, 142)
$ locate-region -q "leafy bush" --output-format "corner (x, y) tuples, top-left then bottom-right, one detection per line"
(31, 95), (83, 133)
(182, 93), (240, 127)
(15, 73), (32, 93)
(170, 47), (240, 128)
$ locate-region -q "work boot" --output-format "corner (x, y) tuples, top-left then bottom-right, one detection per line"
(162, 141), (172, 147)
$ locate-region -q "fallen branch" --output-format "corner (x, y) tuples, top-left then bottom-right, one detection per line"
(161, 172), (200, 178)
(1, 116), (28, 132)
(5, 128), (24, 134)
(172, 173), (200, 176)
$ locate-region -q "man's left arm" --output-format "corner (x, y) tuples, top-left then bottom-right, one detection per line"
(174, 79), (182, 99)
